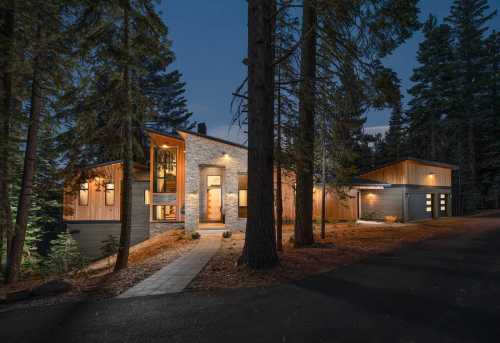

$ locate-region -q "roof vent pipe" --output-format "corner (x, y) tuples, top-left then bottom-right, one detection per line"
(197, 122), (207, 135)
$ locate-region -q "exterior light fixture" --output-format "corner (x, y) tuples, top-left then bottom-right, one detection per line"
(428, 172), (436, 176)
(161, 144), (169, 149)
(222, 152), (229, 159)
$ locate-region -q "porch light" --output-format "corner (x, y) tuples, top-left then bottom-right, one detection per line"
(222, 152), (229, 159)
(161, 144), (169, 149)
(428, 172), (435, 176)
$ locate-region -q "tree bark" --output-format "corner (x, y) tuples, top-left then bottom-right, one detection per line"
(114, 0), (132, 271)
(0, 0), (15, 274)
(294, 0), (316, 246)
(275, 63), (283, 251)
(320, 134), (326, 239)
(239, 0), (278, 268)
(5, 24), (42, 284)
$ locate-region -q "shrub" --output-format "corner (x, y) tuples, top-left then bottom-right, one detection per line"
(45, 231), (87, 274)
(21, 226), (43, 277)
(191, 232), (201, 240)
(222, 230), (232, 238)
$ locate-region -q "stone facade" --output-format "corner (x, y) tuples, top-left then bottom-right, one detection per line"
(149, 222), (185, 236)
(183, 133), (247, 232)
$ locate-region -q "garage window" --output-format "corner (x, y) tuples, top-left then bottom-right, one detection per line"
(426, 193), (433, 212)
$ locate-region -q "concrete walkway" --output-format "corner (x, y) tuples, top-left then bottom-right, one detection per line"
(117, 232), (221, 298)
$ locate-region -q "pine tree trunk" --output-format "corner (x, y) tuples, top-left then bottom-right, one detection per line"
(0, 0), (15, 274)
(275, 70), (283, 251)
(6, 26), (43, 284)
(295, 0), (316, 247)
(320, 138), (326, 239)
(239, 0), (278, 268)
(115, 1), (132, 271)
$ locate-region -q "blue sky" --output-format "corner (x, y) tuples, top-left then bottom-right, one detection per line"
(161, 0), (500, 141)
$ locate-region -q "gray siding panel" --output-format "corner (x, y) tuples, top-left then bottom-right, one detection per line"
(68, 181), (150, 259)
(405, 187), (452, 221)
(360, 188), (404, 220)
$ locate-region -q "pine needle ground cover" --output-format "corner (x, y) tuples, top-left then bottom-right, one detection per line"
(0, 229), (196, 308)
(188, 217), (500, 290)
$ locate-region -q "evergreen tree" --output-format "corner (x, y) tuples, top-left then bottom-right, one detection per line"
(383, 103), (405, 162)
(406, 15), (454, 162)
(445, 0), (496, 213)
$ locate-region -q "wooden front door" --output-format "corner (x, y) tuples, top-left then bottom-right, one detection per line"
(207, 188), (222, 221)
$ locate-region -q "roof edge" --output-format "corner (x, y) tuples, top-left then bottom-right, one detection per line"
(177, 128), (248, 150)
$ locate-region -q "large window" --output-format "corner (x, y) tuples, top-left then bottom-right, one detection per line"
(105, 183), (115, 206)
(155, 147), (177, 193)
(238, 174), (248, 218)
(79, 182), (89, 206)
(153, 205), (176, 221)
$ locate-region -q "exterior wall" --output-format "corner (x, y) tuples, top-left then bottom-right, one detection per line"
(182, 133), (248, 232)
(360, 188), (404, 221)
(67, 180), (150, 258)
(360, 160), (452, 187)
(63, 163), (123, 221)
(406, 161), (451, 187)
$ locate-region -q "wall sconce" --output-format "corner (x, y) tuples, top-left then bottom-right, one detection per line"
(222, 152), (229, 159)
(161, 144), (169, 149)
(428, 172), (435, 176)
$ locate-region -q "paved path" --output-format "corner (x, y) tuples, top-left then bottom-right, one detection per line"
(118, 232), (221, 298)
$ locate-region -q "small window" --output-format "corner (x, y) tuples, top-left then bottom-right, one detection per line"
(144, 189), (150, 205)
(79, 182), (89, 206)
(426, 194), (432, 199)
(425, 193), (433, 213)
(440, 206), (446, 211)
(426, 207), (433, 212)
(105, 183), (115, 206)
(440, 194), (446, 199)
(238, 174), (248, 218)
(153, 205), (176, 221)
(207, 175), (221, 187)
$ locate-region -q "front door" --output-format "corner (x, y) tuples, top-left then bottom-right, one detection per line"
(206, 176), (222, 222)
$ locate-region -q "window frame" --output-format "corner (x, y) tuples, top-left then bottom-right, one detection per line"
(105, 182), (115, 206)
(238, 174), (248, 218)
(154, 146), (178, 193)
(79, 182), (89, 206)
(153, 205), (177, 221)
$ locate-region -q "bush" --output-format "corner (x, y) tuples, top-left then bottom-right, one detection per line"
(191, 232), (201, 240)
(45, 231), (87, 274)
(21, 226), (43, 277)
(222, 230), (232, 239)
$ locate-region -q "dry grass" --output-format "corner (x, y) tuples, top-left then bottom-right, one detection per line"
(0, 229), (196, 303)
(189, 218), (500, 291)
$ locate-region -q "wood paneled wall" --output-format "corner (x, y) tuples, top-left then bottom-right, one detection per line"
(63, 163), (123, 221)
(148, 132), (186, 222)
(279, 171), (358, 222)
(360, 160), (452, 187)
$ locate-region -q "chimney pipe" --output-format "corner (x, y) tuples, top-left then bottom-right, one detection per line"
(197, 122), (207, 135)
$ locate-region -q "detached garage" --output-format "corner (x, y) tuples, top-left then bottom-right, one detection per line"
(357, 158), (458, 222)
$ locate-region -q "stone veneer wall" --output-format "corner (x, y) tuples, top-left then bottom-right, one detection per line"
(184, 133), (247, 232)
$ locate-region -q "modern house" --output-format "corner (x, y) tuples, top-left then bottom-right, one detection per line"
(63, 125), (458, 257)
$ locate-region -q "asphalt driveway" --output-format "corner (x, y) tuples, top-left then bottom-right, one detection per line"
(1, 218), (499, 343)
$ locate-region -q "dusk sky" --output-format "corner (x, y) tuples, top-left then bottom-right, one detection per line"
(162, 0), (500, 141)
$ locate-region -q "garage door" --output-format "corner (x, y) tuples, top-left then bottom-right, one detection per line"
(407, 193), (433, 221)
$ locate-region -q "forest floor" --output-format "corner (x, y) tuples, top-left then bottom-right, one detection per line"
(188, 217), (498, 290)
(0, 229), (196, 310)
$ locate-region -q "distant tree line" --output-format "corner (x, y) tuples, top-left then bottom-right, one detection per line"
(377, 0), (499, 213)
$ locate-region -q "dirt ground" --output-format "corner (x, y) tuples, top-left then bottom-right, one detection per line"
(0, 229), (196, 307)
(188, 217), (499, 290)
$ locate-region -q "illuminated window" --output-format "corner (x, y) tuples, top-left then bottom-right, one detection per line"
(441, 206), (446, 211)
(105, 183), (115, 206)
(425, 193), (433, 213)
(207, 175), (221, 187)
(238, 174), (248, 218)
(440, 194), (446, 199)
(440, 200), (445, 205)
(155, 147), (177, 193)
(79, 182), (89, 206)
(144, 189), (150, 205)
(153, 205), (176, 221)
